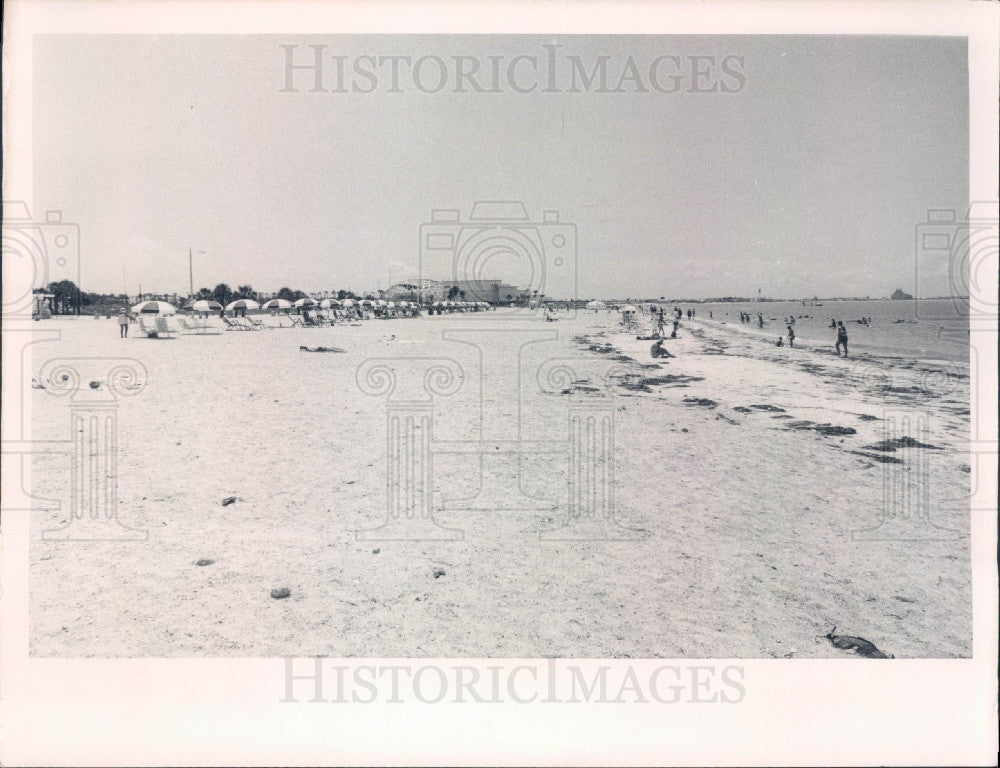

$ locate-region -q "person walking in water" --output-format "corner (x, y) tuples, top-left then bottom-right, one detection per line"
(835, 321), (849, 356)
(757, 313), (764, 329)
(787, 324), (795, 347)
(118, 308), (130, 338)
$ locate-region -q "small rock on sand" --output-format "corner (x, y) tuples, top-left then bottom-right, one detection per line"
(195, 558), (215, 566)
(372, 548), (380, 554)
(432, 567), (446, 578)
(270, 587), (292, 599)
(221, 496), (238, 506)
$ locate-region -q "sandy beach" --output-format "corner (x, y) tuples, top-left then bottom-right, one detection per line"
(28, 309), (971, 659)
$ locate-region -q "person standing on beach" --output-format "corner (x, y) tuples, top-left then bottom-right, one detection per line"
(117, 308), (129, 338)
(757, 313), (764, 328)
(835, 321), (849, 356)
(787, 324), (795, 347)
(671, 318), (679, 338)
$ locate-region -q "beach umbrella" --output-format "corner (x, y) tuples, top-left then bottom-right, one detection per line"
(359, 299), (374, 307)
(341, 298), (355, 307)
(225, 299), (260, 312)
(621, 304), (638, 313)
(293, 298), (317, 308)
(376, 299), (388, 307)
(319, 299), (341, 309)
(132, 300), (176, 315)
(586, 300), (606, 310)
(386, 301), (396, 308)
(190, 299), (222, 312)
(262, 298), (292, 311)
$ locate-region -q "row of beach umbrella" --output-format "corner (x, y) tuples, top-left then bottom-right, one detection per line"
(131, 297), (493, 315)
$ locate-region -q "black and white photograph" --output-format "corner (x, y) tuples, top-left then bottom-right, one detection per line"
(1, 1), (997, 766)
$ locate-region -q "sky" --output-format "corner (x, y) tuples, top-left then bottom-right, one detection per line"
(32, 34), (968, 300)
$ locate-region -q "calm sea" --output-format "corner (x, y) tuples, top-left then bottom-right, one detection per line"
(687, 299), (970, 364)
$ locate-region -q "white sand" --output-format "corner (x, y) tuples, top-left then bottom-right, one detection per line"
(29, 310), (971, 658)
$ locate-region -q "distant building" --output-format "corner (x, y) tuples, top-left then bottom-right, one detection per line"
(32, 292), (54, 318)
(891, 288), (914, 300)
(387, 278), (523, 304)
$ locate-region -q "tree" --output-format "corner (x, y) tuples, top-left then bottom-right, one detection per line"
(235, 284), (257, 300)
(447, 285), (460, 300)
(212, 283), (233, 305)
(46, 280), (81, 314)
(276, 286), (308, 301)
(196, 287), (214, 300)
(458, 290), (466, 302)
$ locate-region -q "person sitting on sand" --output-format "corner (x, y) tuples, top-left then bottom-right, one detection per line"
(836, 321), (849, 357)
(117, 308), (129, 337)
(787, 324), (795, 347)
(776, 337), (784, 347)
(651, 339), (674, 358)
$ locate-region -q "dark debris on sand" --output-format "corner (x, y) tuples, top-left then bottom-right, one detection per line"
(825, 627), (893, 658)
(614, 374), (703, 392)
(784, 420), (856, 437)
(849, 450), (904, 465)
(863, 436), (942, 452)
(682, 397), (717, 408)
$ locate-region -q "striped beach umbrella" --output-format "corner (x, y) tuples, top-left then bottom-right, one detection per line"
(190, 299), (222, 312)
(225, 299), (260, 312)
(132, 300), (176, 315)
(320, 299), (341, 309)
(262, 298), (292, 311)
(294, 298), (317, 308)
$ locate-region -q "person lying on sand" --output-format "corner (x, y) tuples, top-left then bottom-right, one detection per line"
(299, 345), (346, 353)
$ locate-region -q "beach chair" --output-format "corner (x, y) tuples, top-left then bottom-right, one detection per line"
(139, 315), (176, 338)
(222, 316), (253, 331)
(180, 316), (222, 335)
(246, 316), (267, 330)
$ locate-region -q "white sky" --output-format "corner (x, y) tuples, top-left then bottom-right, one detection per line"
(33, 34), (968, 299)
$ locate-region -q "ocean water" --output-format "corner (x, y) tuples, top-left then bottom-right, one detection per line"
(686, 299), (971, 364)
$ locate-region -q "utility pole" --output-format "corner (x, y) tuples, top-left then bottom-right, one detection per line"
(189, 247), (205, 299)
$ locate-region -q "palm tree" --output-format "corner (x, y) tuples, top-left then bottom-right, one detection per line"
(212, 283), (233, 305)
(236, 284), (256, 300)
